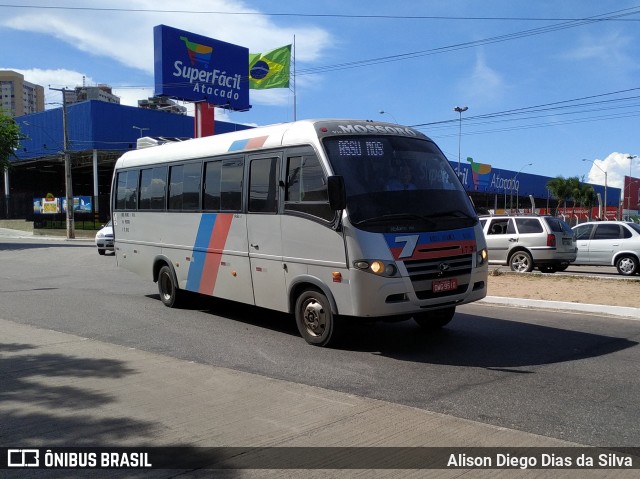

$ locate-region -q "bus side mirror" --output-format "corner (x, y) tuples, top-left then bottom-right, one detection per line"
(327, 175), (346, 211)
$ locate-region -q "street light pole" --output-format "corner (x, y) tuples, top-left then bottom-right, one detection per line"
(627, 155), (638, 217)
(132, 126), (149, 138)
(583, 159), (607, 220)
(379, 110), (398, 124)
(510, 163), (532, 214)
(453, 106), (468, 180)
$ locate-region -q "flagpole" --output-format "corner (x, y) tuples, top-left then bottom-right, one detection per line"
(293, 35), (297, 121)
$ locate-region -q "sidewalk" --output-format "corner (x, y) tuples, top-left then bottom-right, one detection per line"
(4, 317), (636, 478)
(2, 226), (639, 476)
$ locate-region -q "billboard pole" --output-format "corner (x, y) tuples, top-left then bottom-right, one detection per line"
(194, 102), (215, 138)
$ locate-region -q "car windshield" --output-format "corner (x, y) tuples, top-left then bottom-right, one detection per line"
(628, 223), (640, 234)
(323, 136), (477, 232)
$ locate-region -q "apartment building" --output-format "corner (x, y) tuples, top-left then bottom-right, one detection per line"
(0, 70), (45, 117)
(63, 84), (120, 105)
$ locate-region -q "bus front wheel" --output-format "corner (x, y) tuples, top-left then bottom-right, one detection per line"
(295, 289), (337, 347)
(158, 265), (182, 308)
(414, 306), (455, 330)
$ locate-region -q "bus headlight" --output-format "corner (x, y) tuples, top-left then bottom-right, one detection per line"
(353, 259), (398, 277)
(477, 248), (488, 266)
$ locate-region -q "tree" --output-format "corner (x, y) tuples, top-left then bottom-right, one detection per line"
(566, 176), (581, 218)
(576, 183), (596, 220)
(546, 176), (573, 216)
(0, 110), (26, 171)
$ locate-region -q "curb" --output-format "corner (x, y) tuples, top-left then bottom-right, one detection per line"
(480, 296), (639, 320)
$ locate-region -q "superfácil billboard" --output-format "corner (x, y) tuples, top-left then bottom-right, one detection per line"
(154, 25), (250, 111)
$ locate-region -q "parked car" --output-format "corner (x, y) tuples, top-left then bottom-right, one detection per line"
(572, 221), (640, 276)
(95, 220), (114, 255)
(479, 215), (577, 273)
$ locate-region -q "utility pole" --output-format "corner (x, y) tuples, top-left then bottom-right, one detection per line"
(50, 87), (74, 239)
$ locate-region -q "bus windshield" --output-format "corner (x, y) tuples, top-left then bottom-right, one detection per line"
(323, 136), (477, 232)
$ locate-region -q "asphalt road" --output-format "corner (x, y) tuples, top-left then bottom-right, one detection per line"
(1, 236), (639, 448)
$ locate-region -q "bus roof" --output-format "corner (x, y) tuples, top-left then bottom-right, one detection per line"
(114, 119), (430, 169)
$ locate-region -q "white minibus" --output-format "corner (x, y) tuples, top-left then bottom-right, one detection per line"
(111, 119), (488, 346)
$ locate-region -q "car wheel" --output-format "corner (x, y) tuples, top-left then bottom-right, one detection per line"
(414, 307), (456, 330)
(555, 263), (570, 272)
(97, 248), (105, 255)
(158, 265), (183, 308)
(509, 251), (534, 273)
(295, 289), (338, 347)
(615, 255), (639, 276)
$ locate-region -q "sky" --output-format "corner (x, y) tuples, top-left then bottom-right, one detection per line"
(2, 0), (640, 189)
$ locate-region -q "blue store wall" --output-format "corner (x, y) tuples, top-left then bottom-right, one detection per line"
(14, 100), (252, 159)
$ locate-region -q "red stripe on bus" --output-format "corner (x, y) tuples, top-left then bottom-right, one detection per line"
(245, 136), (268, 149)
(199, 214), (234, 295)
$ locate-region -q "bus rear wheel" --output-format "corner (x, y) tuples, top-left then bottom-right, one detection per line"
(414, 306), (456, 330)
(158, 265), (183, 308)
(295, 289), (337, 347)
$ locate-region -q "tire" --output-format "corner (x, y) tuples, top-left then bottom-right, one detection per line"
(555, 263), (570, 272)
(295, 289), (337, 347)
(97, 248), (105, 255)
(158, 264), (183, 308)
(509, 251), (534, 273)
(414, 306), (456, 330)
(615, 255), (638, 276)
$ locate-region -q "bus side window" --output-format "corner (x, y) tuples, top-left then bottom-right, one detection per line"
(168, 162), (201, 211)
(249, 157), (279, 213)
(285, 154), (333, 222)
(220, 158), (243, 211)
(203, 160), (221, 211)
(116, 170), (139, 210)
(139, 166), (167, 210)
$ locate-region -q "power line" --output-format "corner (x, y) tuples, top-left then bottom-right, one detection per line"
(297, 6), (640, 75)
(2, 3), (640, 21)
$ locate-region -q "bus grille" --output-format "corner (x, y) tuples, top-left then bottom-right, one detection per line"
(403, 254), (473, 300)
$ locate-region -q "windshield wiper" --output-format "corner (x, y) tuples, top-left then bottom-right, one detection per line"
(353, 213), (435, 227)
(429, 210), (475, 219)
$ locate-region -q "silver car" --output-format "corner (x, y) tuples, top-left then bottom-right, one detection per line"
(480, 215), (577, 273)
(572, 221), (640, 276)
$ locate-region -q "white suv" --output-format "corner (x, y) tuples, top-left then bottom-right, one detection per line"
(479, 215), (577, 273)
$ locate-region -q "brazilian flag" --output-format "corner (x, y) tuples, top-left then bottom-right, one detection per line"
(249, 45), (291, 89)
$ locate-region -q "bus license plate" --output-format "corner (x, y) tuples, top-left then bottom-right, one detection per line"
(432, 278), (458, 293)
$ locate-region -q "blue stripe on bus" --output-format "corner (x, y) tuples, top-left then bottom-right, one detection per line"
(186, 214), (217, 291)
(228, 139), (250, 151)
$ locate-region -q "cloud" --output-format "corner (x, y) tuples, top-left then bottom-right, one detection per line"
(562, 32), (633, 68)
(458, 50), (506, 106)
(0, 0), (331, 76)
(585, 152), (638, 189)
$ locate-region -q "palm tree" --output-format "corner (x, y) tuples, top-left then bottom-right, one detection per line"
(546, 176), (573, 216)
(576, 183), (596, 220)
(566, 176), (581, 221)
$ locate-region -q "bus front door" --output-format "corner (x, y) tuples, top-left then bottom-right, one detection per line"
(247, 155), (288, 312)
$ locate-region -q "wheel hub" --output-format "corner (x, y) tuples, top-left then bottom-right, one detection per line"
(303, 300), (326, 336)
